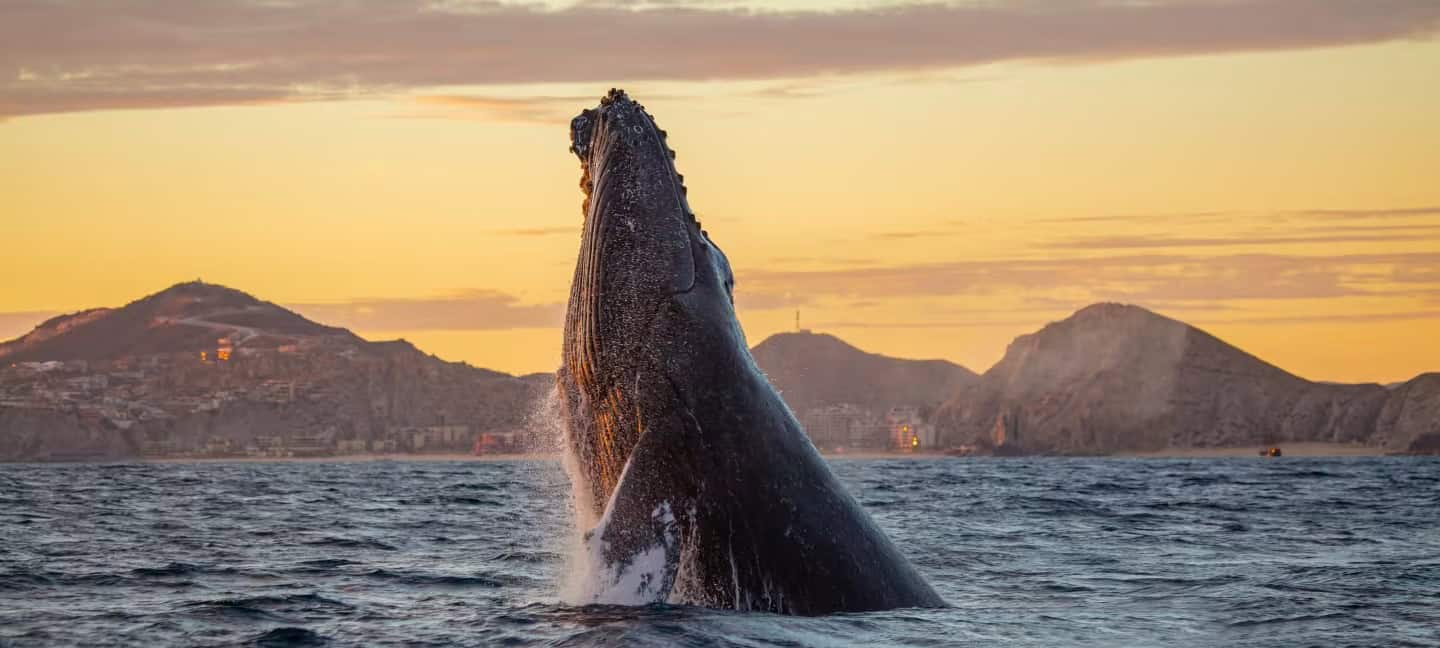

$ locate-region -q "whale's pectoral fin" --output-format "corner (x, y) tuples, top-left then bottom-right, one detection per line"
(580, 400), (699, 604)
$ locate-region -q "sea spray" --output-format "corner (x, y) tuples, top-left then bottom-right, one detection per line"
(513, 384), (583, 603)
(525, 383), (604, 603)
(537, 383), (675, 605)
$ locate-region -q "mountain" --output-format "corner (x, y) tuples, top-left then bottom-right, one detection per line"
(934, 303), (1439, 454)
(0, 281), (359, 363)
(1374, 373), (1440, 453)
(0, 282), (548, 461)
(750, 330), (978, 417)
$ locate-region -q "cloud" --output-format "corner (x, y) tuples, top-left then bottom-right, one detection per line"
(1034, 211), (1231, 224)
(808, 308), (1440, 329)
(1035, 207), (1440, 227)
(1297, 223), (1440, 234)
(3, 0), (1438, 118)
(405, 94), (584, 124)
(1289, 206), (1440, 219)
(1034, 208), (1440, 250)
(735, 290), (809, 311)
(489, 226), (575, 236)
(288, 290), (563, 331)
(0, 87), (300, 120)
(403, 90), (689, 122)
(1051, 232), (1439, 250)
(737, 251), (1440, 305)
(1192, 309), (1440, 326)
(763, 255), (879, 267)
(868, 229), (961, 241)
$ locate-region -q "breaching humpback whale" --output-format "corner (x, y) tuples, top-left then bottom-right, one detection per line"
(557, 89), (944, 615)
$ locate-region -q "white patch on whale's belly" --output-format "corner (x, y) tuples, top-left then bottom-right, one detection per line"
(563, 448), (681, 605)
(572, 500), (677, 605)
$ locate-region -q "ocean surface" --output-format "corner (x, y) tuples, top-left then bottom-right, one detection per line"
(2, 457), (1437, 647)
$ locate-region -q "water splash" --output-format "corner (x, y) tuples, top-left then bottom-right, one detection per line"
(526, 382), (604, 603)
(571, 492), (679, 606)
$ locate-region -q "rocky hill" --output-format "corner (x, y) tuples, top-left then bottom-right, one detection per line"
(0, 282), (359, 363)
(934, 303), (1439, 454)
(750, 330), (978, 417)
(0, 282), (549, 461)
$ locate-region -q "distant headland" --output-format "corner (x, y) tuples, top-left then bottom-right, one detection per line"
(1, 282), (1436, 461)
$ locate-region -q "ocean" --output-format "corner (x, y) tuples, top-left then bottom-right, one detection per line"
(1, 457), (1437, 647)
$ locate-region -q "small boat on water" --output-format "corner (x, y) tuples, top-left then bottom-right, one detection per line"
(1258, 447), (1283, 457)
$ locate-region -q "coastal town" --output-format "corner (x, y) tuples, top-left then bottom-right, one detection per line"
(3, 282), (1435, 462)
(0, 347), (949, 460)
(0, 282), (549, 461)
(0, 336), (543, 460)
(0, 283), (956, 461)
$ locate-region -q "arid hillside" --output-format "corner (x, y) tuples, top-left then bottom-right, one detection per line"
(935, 304), (1439, 454)
(751, 330), (978, 416)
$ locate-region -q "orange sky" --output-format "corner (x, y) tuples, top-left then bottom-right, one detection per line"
(2, 1), (1438, 383)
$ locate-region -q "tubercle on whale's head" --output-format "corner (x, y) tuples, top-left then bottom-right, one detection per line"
(569, 88), (690, 226)
(565, 87), (732, 366)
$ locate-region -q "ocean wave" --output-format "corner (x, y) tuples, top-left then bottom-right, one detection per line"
(1, 458), (1436, 646)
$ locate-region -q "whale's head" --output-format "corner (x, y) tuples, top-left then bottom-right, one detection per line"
(560, 89), (736, 517)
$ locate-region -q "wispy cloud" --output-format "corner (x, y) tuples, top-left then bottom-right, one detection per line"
(489, 226), (575, 237)
(3, 0), (1437, 118)
(1192, 309), (1440, 326)
(807, 308), (1440, 330)
(1034, 211), (1232, 224)
(1297, 223), (1440, 235)
(404, 94), (585, 124)
(1034, 207), (1440, 227)
(1036, 207), (1440, 251)
(1289, 206), (1440, 219)
(288, 290), (563, 332)
(401, 92), (692, 123)
(868, 229), (962, 241)
(1051, 232), (1439, 250)
(738, 251), (1440, 306)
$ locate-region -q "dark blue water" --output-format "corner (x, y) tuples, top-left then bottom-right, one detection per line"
(2, 458), (1437, 647)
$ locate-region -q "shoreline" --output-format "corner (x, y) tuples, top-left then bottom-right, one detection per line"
(140, 452), (557, 464)
(4, 443), (1413, 464)
(1115, 442), (1388, 458)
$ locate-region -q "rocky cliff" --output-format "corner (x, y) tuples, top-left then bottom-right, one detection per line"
(935, 304), (1438, 454)
(1373, 373), (1440, 453)
(0, 407), (141, 461)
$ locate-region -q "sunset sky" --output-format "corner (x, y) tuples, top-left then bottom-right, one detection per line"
(2, 0), (1438, 383)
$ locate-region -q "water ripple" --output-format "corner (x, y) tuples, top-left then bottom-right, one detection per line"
(0, 457), (1436, 646)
